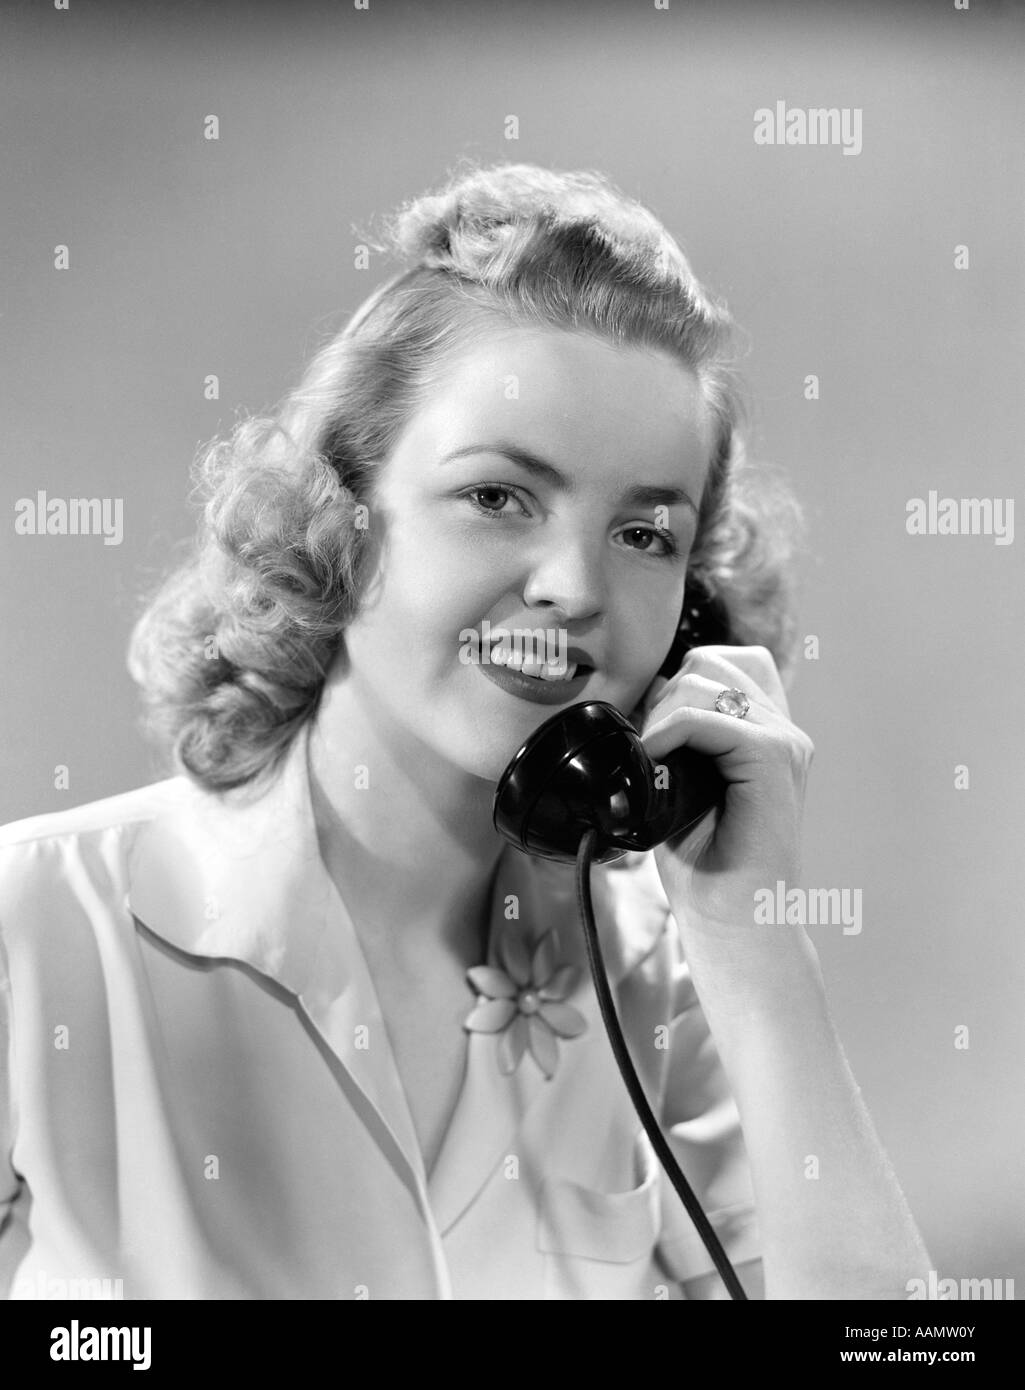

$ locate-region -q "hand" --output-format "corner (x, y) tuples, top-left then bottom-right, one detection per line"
(634, 645), (815, 936)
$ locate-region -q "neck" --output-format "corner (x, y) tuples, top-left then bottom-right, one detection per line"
(306, 663), (506, 967)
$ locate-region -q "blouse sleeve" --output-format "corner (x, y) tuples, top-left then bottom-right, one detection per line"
(652, 921), (762, 1290)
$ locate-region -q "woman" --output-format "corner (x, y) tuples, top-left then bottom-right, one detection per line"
(0, 162), (930, 1300)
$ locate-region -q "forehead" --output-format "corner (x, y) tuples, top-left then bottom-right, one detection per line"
(390, 325), (713, 488)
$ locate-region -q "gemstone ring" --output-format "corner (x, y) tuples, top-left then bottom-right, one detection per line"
(714, 687), (751, 719)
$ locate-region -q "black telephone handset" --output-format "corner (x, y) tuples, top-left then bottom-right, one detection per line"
(492, 579), (731, 866)
(490, 581), (749, 1301)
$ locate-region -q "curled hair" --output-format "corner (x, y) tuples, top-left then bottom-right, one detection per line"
(128, 160), (805, 791)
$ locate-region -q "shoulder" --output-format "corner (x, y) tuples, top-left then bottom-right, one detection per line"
(0, 778), (189, 936)
(0, 778), (186, 850)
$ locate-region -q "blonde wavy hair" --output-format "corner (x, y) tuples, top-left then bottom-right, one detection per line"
(128, 161), (805, 792)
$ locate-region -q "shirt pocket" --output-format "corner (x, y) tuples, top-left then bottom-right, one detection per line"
(535, 1135), (662, 1299)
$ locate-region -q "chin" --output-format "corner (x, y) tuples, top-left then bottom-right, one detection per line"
(425, 721), (518, 785)
(444, 747), (517, 791)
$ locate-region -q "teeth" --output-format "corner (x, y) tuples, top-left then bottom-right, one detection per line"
(485, 640), (582, 682)
(539, 660), (579, 682)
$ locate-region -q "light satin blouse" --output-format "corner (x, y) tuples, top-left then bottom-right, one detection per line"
(0, 719), (759, 1300)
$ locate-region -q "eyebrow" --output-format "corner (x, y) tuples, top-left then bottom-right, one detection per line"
(439, 441), (700, 515)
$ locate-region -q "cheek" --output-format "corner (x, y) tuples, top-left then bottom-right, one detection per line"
(355, 545), (499, 675)
(390, 508), (497, 594)
(606, 598), (682, 715)
(615, 594), (678, 670)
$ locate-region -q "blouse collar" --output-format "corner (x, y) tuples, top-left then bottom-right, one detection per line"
(125, 715), (673, 1235)
(126, 717), (670, 1005)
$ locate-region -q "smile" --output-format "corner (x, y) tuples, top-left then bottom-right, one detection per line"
(474, 654), (593, 705)
(489, 646), (580, 682)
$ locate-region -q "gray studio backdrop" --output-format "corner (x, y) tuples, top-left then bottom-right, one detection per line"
(2, 0), (1023, 1293)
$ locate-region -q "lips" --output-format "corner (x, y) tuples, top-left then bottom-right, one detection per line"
(484, 632), (597, 678)
(475, 653), (592, 705)
(490, 647), (590, 683)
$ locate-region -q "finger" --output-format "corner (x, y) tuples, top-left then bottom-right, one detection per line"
(678, 646), (789, 718)
(690, 645), (788, 710)
(654, 672), (775, 720)
(646, 670), (778, 726)
(640, 700), (771, 766)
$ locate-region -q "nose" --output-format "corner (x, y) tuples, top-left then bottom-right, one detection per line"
(520, 526), (606, 622)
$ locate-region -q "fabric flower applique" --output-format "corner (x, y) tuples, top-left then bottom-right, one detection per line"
(463, 926), (588, 1079)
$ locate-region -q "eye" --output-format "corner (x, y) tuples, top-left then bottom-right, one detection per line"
(618, 525), (679, 560)
(461, 484), (531, 520)
(460, 487), (681, 561)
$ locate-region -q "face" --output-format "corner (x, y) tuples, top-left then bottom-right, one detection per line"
(338, 324), (713, 781)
